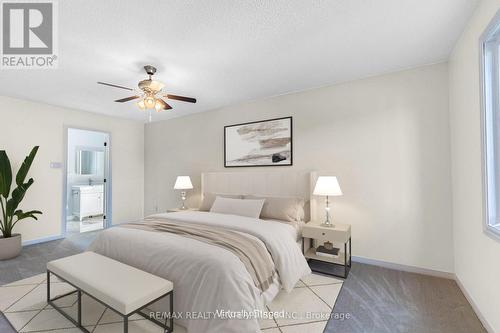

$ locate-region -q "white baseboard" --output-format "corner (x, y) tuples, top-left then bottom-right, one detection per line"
(22, 234), (64, 246)
(352, 255), (455, 279)
(454, 275), (495, 333)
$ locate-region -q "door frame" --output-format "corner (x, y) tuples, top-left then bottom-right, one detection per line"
(62, 126), (112, 236)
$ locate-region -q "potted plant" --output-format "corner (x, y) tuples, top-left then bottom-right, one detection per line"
(0, 146), (42, 260)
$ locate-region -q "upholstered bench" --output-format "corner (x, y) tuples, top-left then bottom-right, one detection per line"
(47, 251), (173, 333)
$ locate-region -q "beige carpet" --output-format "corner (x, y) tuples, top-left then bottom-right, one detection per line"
(0, 272), (343, 333)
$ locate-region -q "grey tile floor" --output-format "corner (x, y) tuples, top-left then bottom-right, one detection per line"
(0, 231), (486, 333)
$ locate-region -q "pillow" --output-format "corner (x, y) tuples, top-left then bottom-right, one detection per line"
(199, 193), (243, 211)
(244, 195), (306, 222)
(210, 197), (265, 218)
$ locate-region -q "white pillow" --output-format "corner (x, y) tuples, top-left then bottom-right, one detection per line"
(210, 196), (265, 218)
(199, 193), (243, 211)
(244, 195), (306, 222)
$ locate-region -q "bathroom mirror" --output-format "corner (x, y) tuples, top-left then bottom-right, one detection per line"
(75, 147), (104, 176)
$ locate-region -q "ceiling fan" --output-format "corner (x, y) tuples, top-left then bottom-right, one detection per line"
(97, 65), (196, 113)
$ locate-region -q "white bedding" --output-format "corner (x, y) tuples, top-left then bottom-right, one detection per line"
(88, 211), (311, 333)
(263, 218), (305, 242)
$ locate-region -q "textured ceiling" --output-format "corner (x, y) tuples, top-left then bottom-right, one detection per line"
(0, 0), (480, 122)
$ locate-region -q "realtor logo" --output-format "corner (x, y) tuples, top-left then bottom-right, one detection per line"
(1, 0), (58, 69)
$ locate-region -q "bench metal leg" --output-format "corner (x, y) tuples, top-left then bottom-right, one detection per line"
(136, 291), (174, 333)
(46, 271), (50, 303)
(344, 242), (347, 278)
(169, 291), (174, 332)
(47, 270), (91, 333)
(77, 290), (82, 326)
(47, 270), (172, 333)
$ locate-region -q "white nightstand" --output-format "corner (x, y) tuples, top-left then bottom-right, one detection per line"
(302, 222), (351, 278)
(166, 208), (199, 213)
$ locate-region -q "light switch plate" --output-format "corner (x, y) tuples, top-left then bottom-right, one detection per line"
(50, 162), (62, 169)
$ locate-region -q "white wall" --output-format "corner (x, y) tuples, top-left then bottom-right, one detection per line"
(449, 1), (500, 332)
(0, 96), (144, 243)
(145, 63), (454, 273)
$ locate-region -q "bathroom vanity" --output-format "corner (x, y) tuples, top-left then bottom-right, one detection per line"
(72, 184), (104, 221)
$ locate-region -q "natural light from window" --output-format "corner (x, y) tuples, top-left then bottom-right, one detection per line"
(481, 14), (500, 239)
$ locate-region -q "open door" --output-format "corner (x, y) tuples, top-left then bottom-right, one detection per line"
(64, 128), (111, 235)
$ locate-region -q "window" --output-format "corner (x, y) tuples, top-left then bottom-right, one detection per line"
(481, 12), (500, 239)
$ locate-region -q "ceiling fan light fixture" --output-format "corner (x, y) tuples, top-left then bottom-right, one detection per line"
(154, 100), (163, 112)
(98, 65), (196, 117)
(149, 80), (165, 91)
(137, 99), (146, 110)
(144, 96), (155, 109)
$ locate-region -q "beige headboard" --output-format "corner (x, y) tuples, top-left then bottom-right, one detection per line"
(201, 170), (319, 221)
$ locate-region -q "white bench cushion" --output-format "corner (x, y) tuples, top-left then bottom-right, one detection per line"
(47, 251), (173, 315)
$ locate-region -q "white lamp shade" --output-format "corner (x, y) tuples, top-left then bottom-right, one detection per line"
(174, 176), (193, 190)
(313, 176), (342, 196)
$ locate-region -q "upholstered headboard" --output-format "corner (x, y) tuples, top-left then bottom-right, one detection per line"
(201, 171), (319, 221)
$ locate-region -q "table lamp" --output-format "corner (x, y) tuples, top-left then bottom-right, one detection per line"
(313, 176), (343, 227)
(174, 176), (193, 210)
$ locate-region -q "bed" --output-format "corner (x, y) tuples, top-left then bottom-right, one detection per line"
(88, 171), (317, 333)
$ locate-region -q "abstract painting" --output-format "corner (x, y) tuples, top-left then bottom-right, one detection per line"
(224, 117), (293, 167)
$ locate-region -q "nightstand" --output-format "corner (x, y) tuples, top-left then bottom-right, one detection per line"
(302, 222), (351, 278)
(166, 208), (199, 213)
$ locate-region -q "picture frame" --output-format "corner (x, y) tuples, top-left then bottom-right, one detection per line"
(224, 116), (293, 167)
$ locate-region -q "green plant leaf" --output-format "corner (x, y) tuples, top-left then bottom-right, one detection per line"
(16, 146), (38, 186)
(14, 209), (42, 222)
(6, 179), (34, 216)
(0, 150), (12, 198)
(15, 210), (42, 218)
(11, 210), (42, 232)
(0, 146), (41, 238)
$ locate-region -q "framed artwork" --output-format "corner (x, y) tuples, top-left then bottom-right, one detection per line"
(224, 116), (293, 167)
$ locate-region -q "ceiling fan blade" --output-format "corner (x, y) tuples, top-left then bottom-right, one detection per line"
(165, 94), (197, 103)
(156, 99), (172, 110)
(114, 95), (140, 103)
(97, 81), (134, 91)
(162, 99), (172, 110)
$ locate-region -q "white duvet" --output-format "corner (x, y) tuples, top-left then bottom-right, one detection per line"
(88, 211), (311, 333)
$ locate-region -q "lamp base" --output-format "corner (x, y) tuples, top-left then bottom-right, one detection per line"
(180, 191), (187, 210)
(321, 196), (334, 228)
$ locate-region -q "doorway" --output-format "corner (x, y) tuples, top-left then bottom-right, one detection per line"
(64, 128), (110, 235)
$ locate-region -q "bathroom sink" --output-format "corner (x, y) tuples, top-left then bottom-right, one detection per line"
(72, 184), (104, 193)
